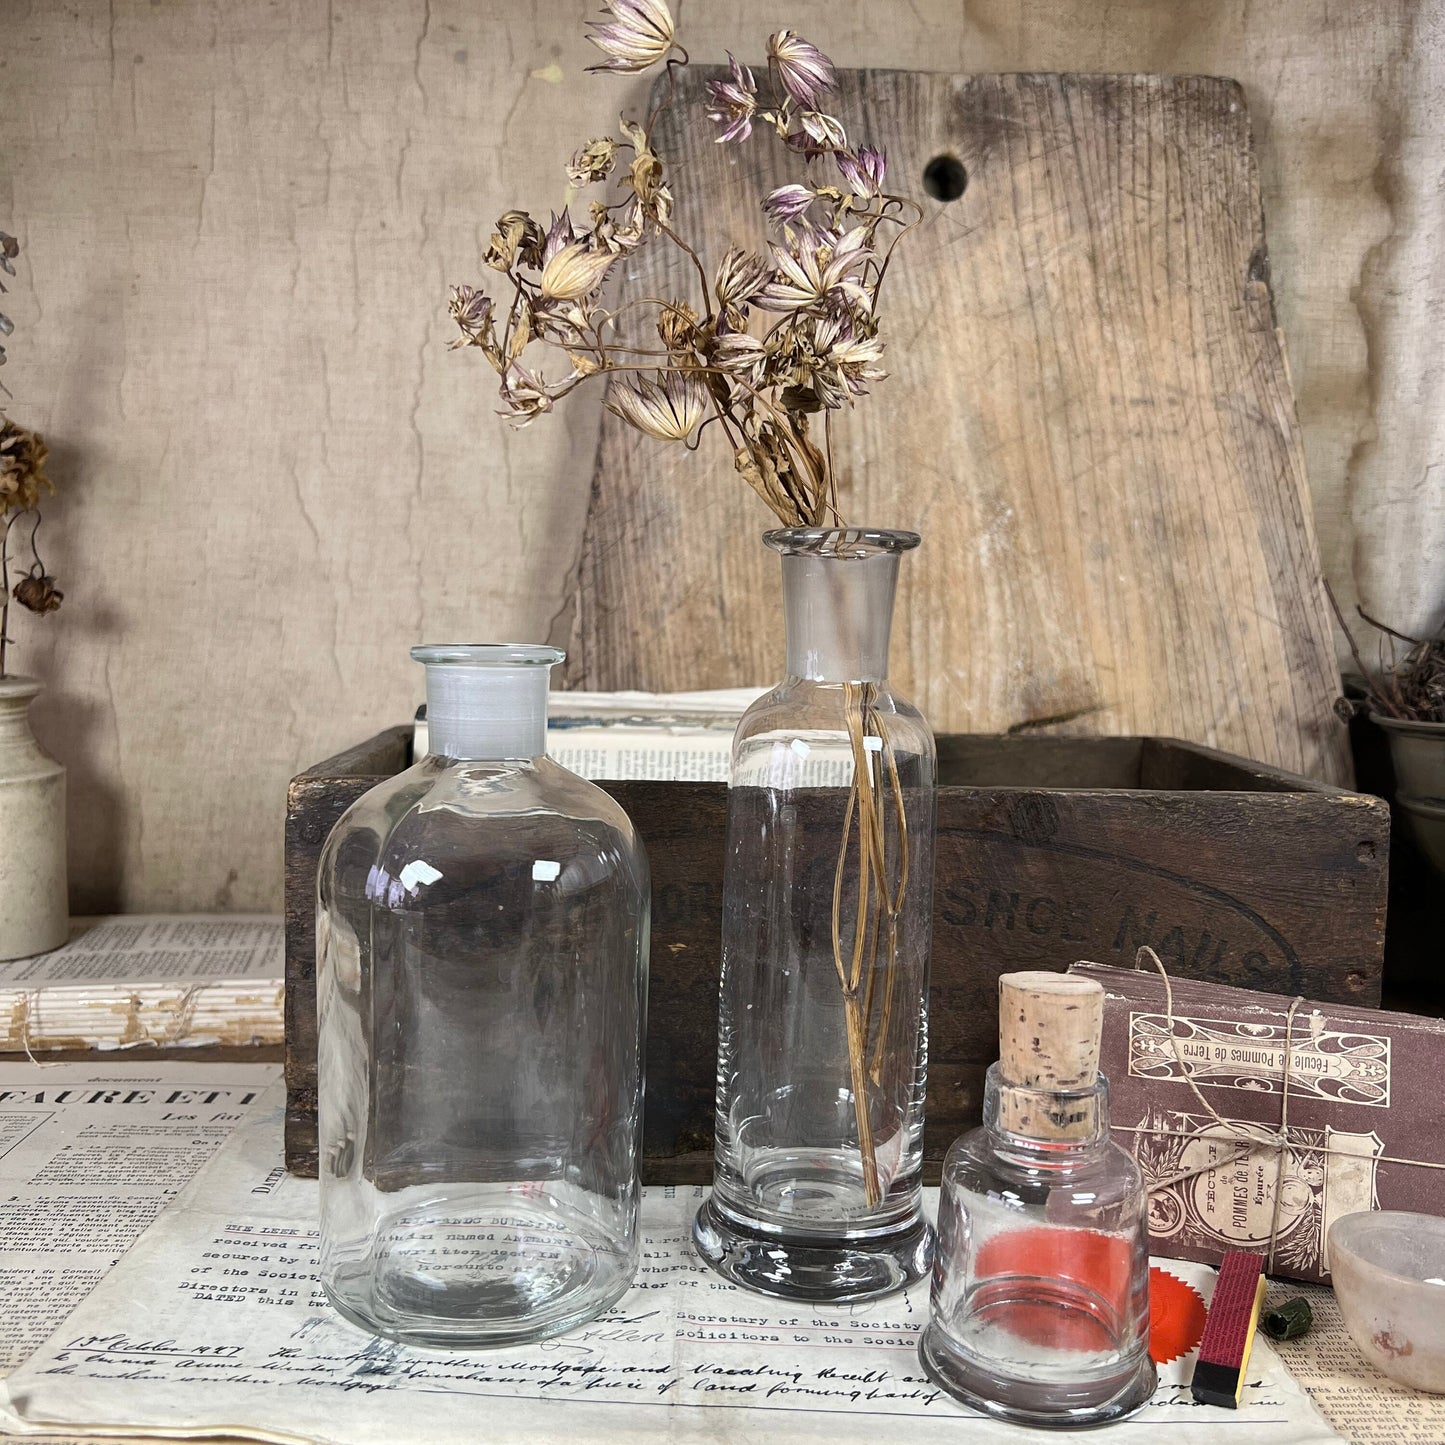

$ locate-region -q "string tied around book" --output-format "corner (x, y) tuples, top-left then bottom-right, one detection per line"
(1110, 946), (1445, 1274)
(19, 991), (57, 1069)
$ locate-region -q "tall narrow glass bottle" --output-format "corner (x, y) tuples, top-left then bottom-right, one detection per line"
(317, 644), (650, 1348)
(693, 527), (937, 1302)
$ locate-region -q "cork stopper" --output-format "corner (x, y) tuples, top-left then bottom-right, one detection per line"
(996, 971), (1105, 1141)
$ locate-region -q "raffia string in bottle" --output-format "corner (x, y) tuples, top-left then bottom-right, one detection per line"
(448, 3), (926, 1220)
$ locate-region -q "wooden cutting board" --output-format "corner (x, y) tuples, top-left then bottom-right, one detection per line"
(566, 70), (1350, 785)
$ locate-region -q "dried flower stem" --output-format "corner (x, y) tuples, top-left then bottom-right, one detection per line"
(0, 510), (52, 679)
(655, 221), (713, 314)
(0, 513), (15, 678)
(0, 230), (64, 678)
(869, 726), (910, 1084)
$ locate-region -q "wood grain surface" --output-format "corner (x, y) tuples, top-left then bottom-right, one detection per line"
(570, 69), (1351, 787)
(283, 731), (1386, 1179)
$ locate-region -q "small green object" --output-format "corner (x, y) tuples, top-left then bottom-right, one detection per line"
(1263, 1297), (1313, 1341)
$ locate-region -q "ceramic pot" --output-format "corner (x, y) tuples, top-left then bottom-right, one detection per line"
(0, 675), (67, 960)
(1372, 713), (1445, 878)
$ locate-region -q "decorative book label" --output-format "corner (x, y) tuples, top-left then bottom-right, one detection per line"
(1127, 1012), (1392, 1105)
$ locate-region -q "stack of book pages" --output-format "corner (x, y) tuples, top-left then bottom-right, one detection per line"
(415, 686), (767, 780)
(0, 914), (284, 1052)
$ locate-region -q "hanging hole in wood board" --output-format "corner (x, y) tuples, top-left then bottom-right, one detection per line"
(923, 154), (968, 202)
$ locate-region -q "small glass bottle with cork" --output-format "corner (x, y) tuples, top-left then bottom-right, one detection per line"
(920, 970), (1156, 1427)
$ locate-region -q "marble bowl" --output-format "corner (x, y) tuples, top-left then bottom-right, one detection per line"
(1329, 1211), (1445, 1393)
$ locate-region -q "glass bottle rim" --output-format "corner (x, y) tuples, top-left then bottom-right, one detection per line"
(763, 526), (921, 558)
(410, 643), (565, 668)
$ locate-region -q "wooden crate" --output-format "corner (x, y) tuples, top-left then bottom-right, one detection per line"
(285, 732), (1388, 1181)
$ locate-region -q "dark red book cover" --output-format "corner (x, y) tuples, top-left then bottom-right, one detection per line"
(1071, 963), (1445, 1284)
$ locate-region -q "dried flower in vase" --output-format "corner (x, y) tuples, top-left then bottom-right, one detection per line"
(0, 417), (51, 516)
(448, 2), (926, 1212)
(1, 231), (63, 680)
(448, 0), (920, 530)
(1328, 586), (1445, 725)
(11, 566), (63, 616)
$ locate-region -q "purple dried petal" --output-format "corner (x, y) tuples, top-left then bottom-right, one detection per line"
(705, 52), (757, 143)
(763, 183), (817, 225)
(837, 144), (887, 197)
(767, 30), (836, 108)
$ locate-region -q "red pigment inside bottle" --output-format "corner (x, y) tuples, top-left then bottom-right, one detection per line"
(974, 1228), (1205, 1364)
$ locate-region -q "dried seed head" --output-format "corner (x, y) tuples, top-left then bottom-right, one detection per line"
(449, 286), (495, 343)
(711, 330), (769, 384)
(567, 137), (619, 187)
(498, 363), (562, 428)
(538, 241), (616, 301)
(837, 145), (887, 198)
(767, 30), (836, 108)
(657, 302), (700, 354)
(715, 247), (770, 308)
(754, 228), (873, 314)
(795, 110), (847, 151)
(485, 210), (542, 271)
(705, 53), (757, 143)
(586, 0), (675, 73)
(0, 420), (53, 516)
(605, 370), (709, 441)
(13, 568), (62, 615)
(619, 120), (674, 231)
(763, 183), (816, 226)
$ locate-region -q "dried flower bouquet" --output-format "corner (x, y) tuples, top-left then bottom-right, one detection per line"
(0, 230), (63, 680)
(449, 0), (924, 1206)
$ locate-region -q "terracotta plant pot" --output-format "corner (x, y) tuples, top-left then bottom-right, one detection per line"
(0, 675), (67, 960)
(1372, 713), (1445, 878)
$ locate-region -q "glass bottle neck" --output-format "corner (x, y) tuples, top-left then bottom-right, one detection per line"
(781, 550), (900, 684)
(424, 664), (549, 761)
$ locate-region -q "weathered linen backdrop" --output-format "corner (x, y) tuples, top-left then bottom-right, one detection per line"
(1, 0), (1440, 910)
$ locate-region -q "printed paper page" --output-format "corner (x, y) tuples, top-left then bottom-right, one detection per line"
(548, 727), (735, 782)
(1270, 1283), (1445, 1444)
(1, 1090), (1341, 1444)
(0, 1061), (281, 1373)
(0, 1060), (282, 1445)
(417, 716), (741, 780)
(547, 688), (768, 720)
(0, 917), (283, 988)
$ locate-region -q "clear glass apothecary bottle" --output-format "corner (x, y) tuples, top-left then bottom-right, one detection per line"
(317, 644), (650, 1349)
(920, 973), (1155, 1428)
(692, 527), (936, 1302)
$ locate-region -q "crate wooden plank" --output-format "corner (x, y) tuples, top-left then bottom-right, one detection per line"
(567, 70), (1350, 787)
(284, 733), (1387, 1179)
(283, 725), (411, 1176)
